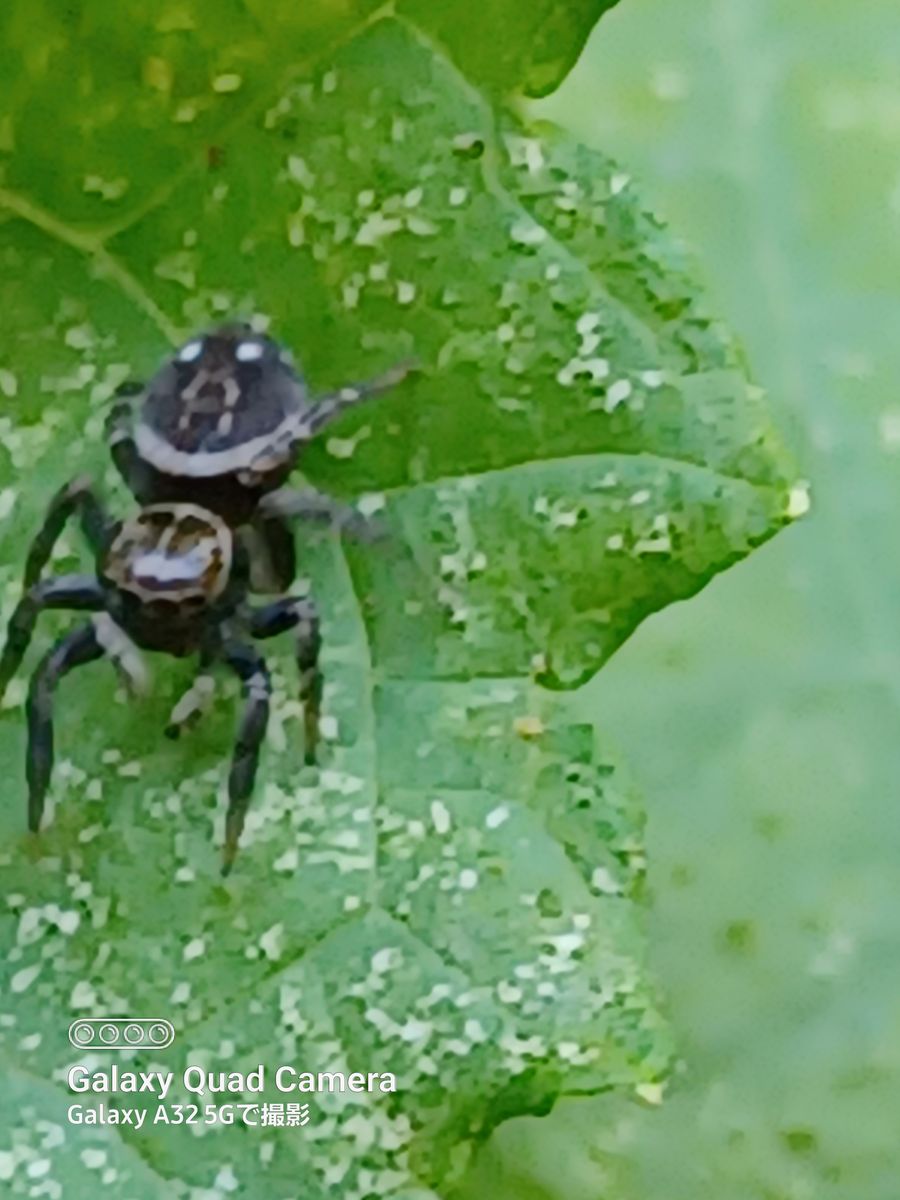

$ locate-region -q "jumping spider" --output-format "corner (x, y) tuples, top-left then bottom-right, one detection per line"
(108, 321), (411, 590)
(0, 325), (411, 873)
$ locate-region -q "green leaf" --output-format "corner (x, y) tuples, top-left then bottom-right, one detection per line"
(0, 4), (796, 1195)
(395, 0), (624, 96)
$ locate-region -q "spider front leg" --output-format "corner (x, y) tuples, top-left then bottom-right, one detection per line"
(105, 381), (153, 501)
(238, 515), (297, 595)
(258, 487), (384, 545)
(221, 643), (271, 876)
(297, 359), (414, 438)
(26, 624), (105, 832)
(0, 576), (106, 702)
(251, 595), (322, 766)
(22, 477), (114, 589)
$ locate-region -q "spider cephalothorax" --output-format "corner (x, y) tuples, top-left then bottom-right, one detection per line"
(134, 326), (303, 482)
(107, 322), (411, 589)
(0, 480), (321, 874)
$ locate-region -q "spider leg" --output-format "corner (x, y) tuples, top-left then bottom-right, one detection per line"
(297, 359), (414, 438)
(26, 623), (105, 832)
(165, 648), (216, 739)
(250, 595), (322, 766)
(92, 613), (151, 698)
(258, 486), (384, 543)
(0, 576), (106, 702)
(238, 516), (297, 594)
(105, 381), (152, 500)
(221, 643), (271, 876)
(23, 477), (115, 589)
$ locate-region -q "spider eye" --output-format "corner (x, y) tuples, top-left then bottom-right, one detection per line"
(235, 339), (265, 363)
(178, 339), (204, 363)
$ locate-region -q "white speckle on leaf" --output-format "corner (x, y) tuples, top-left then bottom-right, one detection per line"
(286, 155), (315, 188)
(273, 847), (299, 872)
(592, 866), (621, 894)
(213, 73), (243, 93)
(70, 980), (95, 1007)
(355, 213), (403, 246)
(11, 964), (41, 993)
(215, 1164), (240, 1192)
(497, 980), (523, 1003)
(430, 800), (451, 834)
(183, 937), (206, 962)
(513, 715), (544, 738)
(510, 218), (546, 246)
(607, 378), (633, 409)
(171, 981), (191, 1004)
(786, 481), (811, 518)
(371, 946), (401, 974)
(260, 924), (284, 961)
(399, 1017), (432, 1043)
(56, 910), (80, 935)
(357, 492), (385, 517)
(636, 1081), (666, 1105)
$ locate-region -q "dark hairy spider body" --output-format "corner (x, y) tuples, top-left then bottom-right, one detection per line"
(107, 323), (411, 589)
(0, 322), (410, 873)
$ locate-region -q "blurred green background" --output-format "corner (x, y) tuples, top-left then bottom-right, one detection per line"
(457, 1), (900, 1197)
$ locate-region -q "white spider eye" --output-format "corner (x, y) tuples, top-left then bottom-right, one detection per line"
(178, 339), (203, 363)
(235, 340), (264, 362)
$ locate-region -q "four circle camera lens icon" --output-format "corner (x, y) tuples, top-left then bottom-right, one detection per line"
(68, 1018), (175, 1051)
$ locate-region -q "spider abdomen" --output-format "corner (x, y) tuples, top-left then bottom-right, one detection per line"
(105, 504), (232, 604)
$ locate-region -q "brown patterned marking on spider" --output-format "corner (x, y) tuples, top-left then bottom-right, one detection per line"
(0, 479), (322, 875)
(104, 504), (233, 607)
